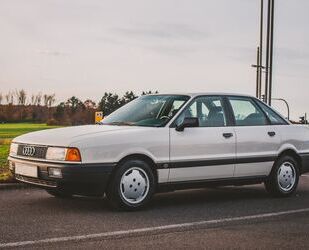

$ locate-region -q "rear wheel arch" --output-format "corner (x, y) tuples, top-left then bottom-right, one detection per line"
(265, 153), (300, 197)
(276, 149), (302, 172)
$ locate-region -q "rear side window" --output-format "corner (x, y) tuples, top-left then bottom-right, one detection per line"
(228, 97), (268, 126)
(257, 101), (288, 125)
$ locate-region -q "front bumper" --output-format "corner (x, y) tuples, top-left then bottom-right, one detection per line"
(8, 156), (116, 196)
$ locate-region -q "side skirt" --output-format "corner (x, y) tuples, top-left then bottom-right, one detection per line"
(157, 176), (268, 193)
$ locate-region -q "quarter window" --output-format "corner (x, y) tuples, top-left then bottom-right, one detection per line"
(176, 96), (227, 127)
(229, 97), (268, 126)
(257, 101), (288, 125)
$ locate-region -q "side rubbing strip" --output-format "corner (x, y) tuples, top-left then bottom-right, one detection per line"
(156, 156), (277, 169)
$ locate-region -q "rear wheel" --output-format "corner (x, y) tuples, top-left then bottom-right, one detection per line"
(264, 155), (299, 197)
(106, 159), (155, 211)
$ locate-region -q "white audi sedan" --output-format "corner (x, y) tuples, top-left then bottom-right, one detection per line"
(8, 93), (309, 210)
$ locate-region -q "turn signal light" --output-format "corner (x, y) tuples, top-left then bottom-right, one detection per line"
(65, 148), (81, 162)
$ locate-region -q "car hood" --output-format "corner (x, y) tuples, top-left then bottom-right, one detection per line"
(13, 125), (136, 146)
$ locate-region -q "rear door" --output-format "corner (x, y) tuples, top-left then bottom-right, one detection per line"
(169, 96), (236, 183)
(227, 96), (281, 177)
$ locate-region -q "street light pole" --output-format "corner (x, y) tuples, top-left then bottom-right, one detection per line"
(258, 0), (264, 99)
(268, 0), (275, 106)
(255, 47), (260, 98)
(265, 0), (272, 104)
(272, 98), (290, 120)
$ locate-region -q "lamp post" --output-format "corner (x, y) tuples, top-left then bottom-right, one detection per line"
(272, 98), (290, 120)
(252, 47), (265, 99)
(253, 0), (275, 104)
(268, 0), (275, 105)
(265, 0), (275, 105)
(258, 0), (264, 99)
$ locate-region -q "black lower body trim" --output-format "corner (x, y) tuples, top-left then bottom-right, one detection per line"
(158, 176), (268, 192)
(300, 153), (309, 174)
(157, 156), (276, 169)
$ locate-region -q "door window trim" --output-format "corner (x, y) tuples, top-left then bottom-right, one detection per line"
(226, 96), (272, 127)
(169, 95), (233, 128)
(253, 99), (289, 125)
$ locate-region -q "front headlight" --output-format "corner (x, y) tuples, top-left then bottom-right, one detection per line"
(46, 147), (67, 161)
(9, 143), (18, 156)
(46, 147), (81, 162)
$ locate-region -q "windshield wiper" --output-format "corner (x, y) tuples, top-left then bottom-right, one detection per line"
(102, 121), (136, 126)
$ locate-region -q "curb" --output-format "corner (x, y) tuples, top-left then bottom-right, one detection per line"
(0, 183), (36, 190)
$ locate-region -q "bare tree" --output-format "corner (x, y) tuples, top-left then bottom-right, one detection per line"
(31, 94), (35, 105)
(0, 93), (2, 105)
(35, 92), (42, 106)
(43, 94), (49, 106)
(15, 89), (27, 105)
(47, 94), (56, 107)
(6, 91), (14, 104)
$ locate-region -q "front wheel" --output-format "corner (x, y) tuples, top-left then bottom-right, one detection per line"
(106, 159), (155, 211)
(264, 155), (300, 197)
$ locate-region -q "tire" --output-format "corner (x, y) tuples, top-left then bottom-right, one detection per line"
(264, 155), (300, 197)
(106, 159), (155, 211)
(46, 189), (72, 198)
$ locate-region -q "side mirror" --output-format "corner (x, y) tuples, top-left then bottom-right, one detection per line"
(176, 117), (199, 132)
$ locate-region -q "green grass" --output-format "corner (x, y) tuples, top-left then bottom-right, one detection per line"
(0, 144), (10, 167)
(0, 123), (60, 138)
(0, 123), (61, 182)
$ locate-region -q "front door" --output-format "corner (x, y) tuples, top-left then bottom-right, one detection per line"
(169, 96), (236, 183)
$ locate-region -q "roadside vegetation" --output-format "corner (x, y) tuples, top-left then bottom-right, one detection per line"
(0, 89), (158, 182)
(0, 123), (60, 183)
(0, 90), (158, 126)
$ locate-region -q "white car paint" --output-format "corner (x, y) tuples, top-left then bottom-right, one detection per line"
(9, 93), (309, 186)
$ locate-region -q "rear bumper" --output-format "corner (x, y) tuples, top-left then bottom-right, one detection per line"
(300, 153), (309, 174)
(8, 156), (116, 196)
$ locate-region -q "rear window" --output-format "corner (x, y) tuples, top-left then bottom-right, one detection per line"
(228, 97), (268, 126)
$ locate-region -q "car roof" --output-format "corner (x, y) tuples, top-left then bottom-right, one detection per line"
(150, 92), (256, 98)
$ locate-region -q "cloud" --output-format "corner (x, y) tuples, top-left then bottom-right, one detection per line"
(276, 47), (309, 62)
(37, 50), (68, 57)
(113, 23), (208, 41)
(97, 23), (209, 57)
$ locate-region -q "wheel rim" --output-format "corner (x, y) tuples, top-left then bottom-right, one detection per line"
(277, 162), (296, 192)
(120, 167), (150, 204)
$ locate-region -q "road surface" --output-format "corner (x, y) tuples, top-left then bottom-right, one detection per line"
(1, 175), (309, 249)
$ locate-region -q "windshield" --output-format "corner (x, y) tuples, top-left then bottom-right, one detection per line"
(101, 95), (190, 127)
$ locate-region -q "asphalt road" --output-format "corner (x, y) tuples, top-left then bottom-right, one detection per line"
(1, 176), (309, 249)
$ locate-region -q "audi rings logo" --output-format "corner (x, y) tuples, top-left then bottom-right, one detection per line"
(22, 146), (36, 156)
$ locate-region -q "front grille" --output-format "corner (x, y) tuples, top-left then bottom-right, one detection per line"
(15, 174), (57, 188)
(17, 144), (47, 159)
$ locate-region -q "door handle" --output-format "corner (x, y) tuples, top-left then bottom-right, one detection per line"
(223, 133), (233, 139)
(268, 131), (276, 137)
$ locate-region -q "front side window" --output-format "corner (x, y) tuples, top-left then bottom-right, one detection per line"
(176, 96), (227, 127)
(229, 97), (268, 126)
(257, 100), (288, 125)
(102, 95), (190, 127)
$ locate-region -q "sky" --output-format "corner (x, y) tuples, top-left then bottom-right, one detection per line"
(0, 0), (308, 120)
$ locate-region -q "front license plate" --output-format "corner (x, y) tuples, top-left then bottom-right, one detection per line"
(15, 163), (38, 178)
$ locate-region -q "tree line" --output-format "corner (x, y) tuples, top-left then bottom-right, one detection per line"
(0, 90), (157, 125)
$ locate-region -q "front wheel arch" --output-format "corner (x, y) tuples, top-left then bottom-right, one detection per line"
(113, 154), (158, 188)
(106, 158), (156, 210)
